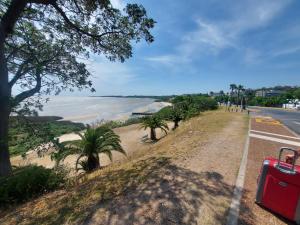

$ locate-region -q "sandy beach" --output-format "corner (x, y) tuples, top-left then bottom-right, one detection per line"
(10, 103), (173, 171)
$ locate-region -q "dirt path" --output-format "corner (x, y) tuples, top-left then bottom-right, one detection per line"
(85, 113), (248, 225)
(239, 116), (300, 225)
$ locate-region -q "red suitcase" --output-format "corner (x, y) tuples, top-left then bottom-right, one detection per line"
(256, 147), (300, 224)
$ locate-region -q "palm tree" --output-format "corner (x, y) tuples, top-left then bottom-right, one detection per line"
(52, 126), (125, 172)
(230, 84), (237, 95)
(229, 84), (237, 105)
(157, 105), (185, 130)
(141, 115), (169, 141)
(170, 106), (185, 130)
(237, 85), (244, 106)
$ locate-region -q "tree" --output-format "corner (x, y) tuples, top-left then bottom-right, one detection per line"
(229, 84), (237, 105)
(237, 84), (244, 107)
(294, 89), (300, 100)
(0, 0), (155, 176)
(8, 23), (93, 112)
(158, 105), (185, 130)
(52, 126), (125, 172)
(141, 115), (169, 141)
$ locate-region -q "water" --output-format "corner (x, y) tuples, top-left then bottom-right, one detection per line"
(37, 96), (157, 124)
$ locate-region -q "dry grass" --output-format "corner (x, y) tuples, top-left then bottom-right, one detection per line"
(0, 109), (248, 225)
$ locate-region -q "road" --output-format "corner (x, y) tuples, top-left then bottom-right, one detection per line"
(250, 107), (300, 135)
(239, 116), (300, 225)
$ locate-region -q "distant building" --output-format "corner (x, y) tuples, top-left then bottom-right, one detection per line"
(209, 92), (224, 97)
(283, 99), (300, 110)
(255, 89), (285, 97)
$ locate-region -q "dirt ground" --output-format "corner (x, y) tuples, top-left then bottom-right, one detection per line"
(239, 117), (300, 225)
(1, 110), (248, 225)
(84, 112), (248, 225)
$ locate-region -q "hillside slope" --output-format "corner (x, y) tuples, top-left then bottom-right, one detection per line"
(1, 110), (248, 225)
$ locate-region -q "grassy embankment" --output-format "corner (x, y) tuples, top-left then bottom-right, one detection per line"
(1, 109), (248, 225)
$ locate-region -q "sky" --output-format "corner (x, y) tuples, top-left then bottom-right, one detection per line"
(81, 0), (300, 96)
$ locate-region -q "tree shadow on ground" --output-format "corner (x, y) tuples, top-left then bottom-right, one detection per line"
(82, 157), (248, 225)
(2, 156), (253, 225)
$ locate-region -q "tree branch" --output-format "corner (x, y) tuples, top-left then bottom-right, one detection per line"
(0, 0), (27, 41)
(12, 72), (42, 107)
(50, 2), (123, 40)
(9, 58), (35, 88)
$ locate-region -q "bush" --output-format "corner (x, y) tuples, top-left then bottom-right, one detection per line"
(169, 95), (218, 119)
(101, 117), (143, 129)
(0, 165), (66, 205)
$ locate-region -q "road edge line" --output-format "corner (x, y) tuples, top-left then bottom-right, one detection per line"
(226, 118), (251, 225)
(285, 125), (300, 139)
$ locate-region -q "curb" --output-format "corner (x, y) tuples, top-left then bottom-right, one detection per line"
(226, 118), (251, 225)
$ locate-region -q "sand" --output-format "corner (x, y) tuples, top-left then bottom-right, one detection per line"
(10, 122), (174, 170)
(10, 101), (172, 170)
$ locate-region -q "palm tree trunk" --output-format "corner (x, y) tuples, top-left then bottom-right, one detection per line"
(150, 128), (156, 140)
(0, 38), (12, 176)
(87, 155), (100, 171)
(236, 90), (240, 107)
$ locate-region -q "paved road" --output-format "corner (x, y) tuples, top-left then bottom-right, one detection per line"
(250, 107), (300, 135)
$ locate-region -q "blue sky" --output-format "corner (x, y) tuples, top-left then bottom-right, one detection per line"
(85, 0), (300, 96)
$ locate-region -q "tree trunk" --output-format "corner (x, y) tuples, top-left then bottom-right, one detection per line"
(173, 120), (179, 130)
(0, 37), (12, 176)
(0, 0), (34, 176)
(150, 128), (156, 141)
(87, 155), (100, 171)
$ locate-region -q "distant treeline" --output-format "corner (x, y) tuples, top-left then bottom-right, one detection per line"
(94, 95), (176, 102)
(96, 93), (211, 102)
(212, 84), (300, 108)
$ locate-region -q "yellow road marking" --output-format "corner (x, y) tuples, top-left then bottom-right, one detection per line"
(255, 117), (281, 126)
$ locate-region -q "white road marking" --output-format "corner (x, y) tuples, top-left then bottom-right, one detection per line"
(250, 129), (300, 140)
(249, 133), (300, 147)
(226, 123), (250, 225)
(294, 121), (300, 125)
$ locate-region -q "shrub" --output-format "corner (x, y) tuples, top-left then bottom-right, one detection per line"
(0, 165), (66, 205)
(101, 117), (143, 129)
(169, 95), (218, 120)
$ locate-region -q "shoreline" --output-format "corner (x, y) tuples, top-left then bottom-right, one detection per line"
(38, 96), (171, 124)
(10, 101), (172, 166)
(58, 101), (172, 124)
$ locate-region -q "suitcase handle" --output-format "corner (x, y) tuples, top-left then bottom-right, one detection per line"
(276, 147), (298, 174)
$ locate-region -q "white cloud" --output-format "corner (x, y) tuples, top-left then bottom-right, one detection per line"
(145, 54), (187, 66)
(270, 45), (300, 57)
(179, 19), (235, 56)
(110, 0), (125, 10)
(82, 56), (136, 94)
(145, 0), (292, 66)
(182, 0), (290, 55)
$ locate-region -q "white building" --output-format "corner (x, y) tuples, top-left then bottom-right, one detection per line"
(283, 99), (300, 110)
